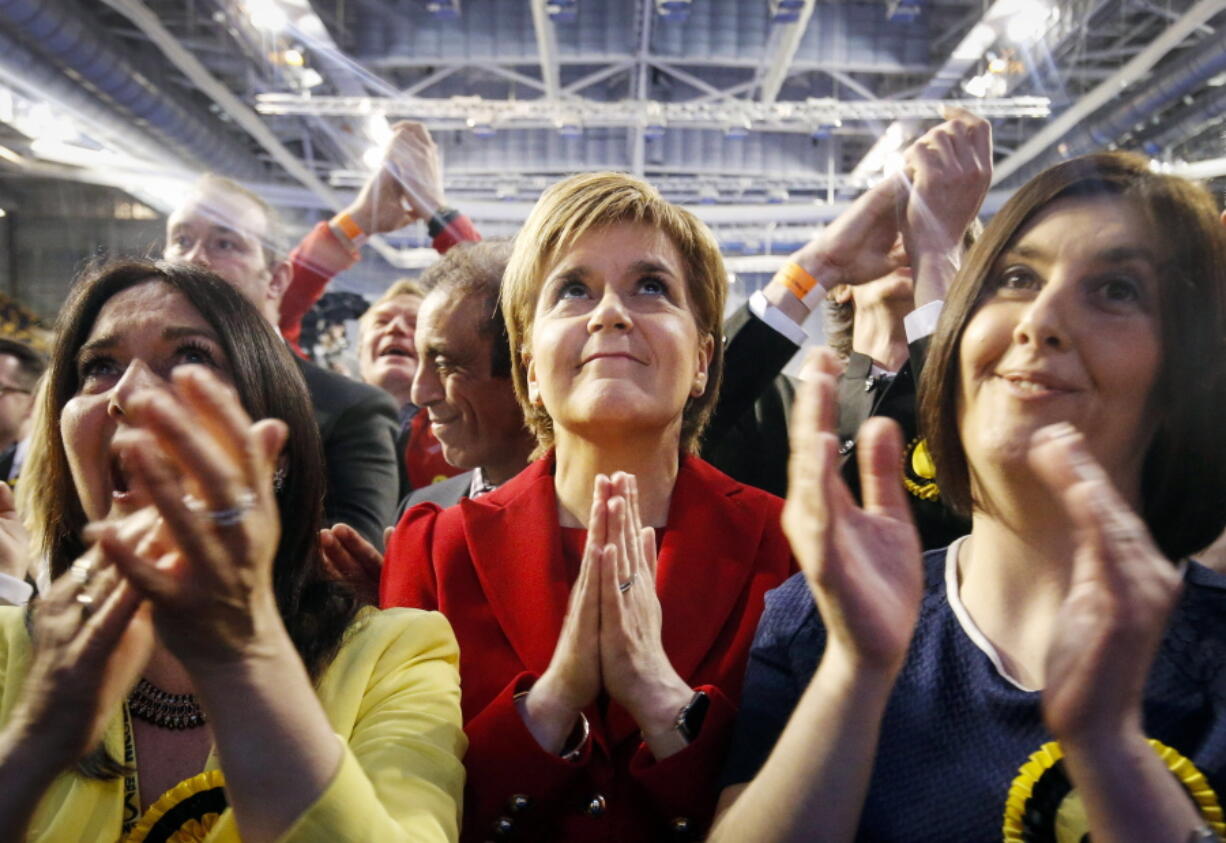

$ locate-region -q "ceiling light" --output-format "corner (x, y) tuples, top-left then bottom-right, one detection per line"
(656, 0), (691, 21)
(0, 208), (6, 218)
(547, 1), (578, 22)
(1000, 0), (1057, 44)
(467, 116), (496, 138)
(298, 68), (324, 89)
(770, 0), (806, 23)
(962, 69), (1008, 98)
(555, 115), (583, 138)
(26, 102), (79, 143)
(427, 1), (461, 20)
(246, 0), (288, 32)
(367, 113), (393, 145)
(281, 48), (305, 67)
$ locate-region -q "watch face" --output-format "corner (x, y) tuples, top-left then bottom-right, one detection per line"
(679, 691), (710, 741)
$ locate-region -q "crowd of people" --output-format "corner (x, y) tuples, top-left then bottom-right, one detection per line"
(0, 104), (1223, 842)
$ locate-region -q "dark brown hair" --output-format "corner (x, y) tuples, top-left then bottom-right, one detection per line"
(24, 259), (359, 775)
(422, 239), (515, 378)
(919, 152), (1226, 560)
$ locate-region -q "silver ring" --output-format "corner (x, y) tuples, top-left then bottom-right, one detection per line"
(618, 575), (636, 594)
(75, 590), (95, 618)
(69, 557), (95, 585)
(184, 490), (257, 526)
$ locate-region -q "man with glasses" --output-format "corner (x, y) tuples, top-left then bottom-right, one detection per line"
(164, 175), (400, 548)
(0, 338), (45, 484)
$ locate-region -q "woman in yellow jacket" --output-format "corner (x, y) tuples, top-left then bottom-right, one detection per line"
(0, 259), (466, 841)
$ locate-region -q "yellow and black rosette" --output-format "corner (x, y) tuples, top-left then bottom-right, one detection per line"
(1002, 739), (1224, 842)
(902, 437), (941, 502)
(124, 769), (227, 843)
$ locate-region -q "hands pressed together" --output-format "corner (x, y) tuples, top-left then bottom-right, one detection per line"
(343, 121), (447, 238)
(777, 106), (992, 321)
(522, 473), (695, 760)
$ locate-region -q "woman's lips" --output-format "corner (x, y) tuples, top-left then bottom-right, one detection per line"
(581, 352), (643, 366)
(993, 371), (1079, 399)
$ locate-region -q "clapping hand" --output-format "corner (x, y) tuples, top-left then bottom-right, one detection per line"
(900, 106), (992, 304)
(1028, 422), (1181, 743)
(345, 121), (445, 236)
(16, 547), (152, 765)
(87, 366), (287, 671)
(320, 523), (390, 605)
(783, 348), (923, 674)
(0, 482), (30, 584)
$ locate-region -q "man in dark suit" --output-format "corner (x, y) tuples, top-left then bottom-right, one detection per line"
(706, 108), (991, 548)
(165, 175), (399, 548)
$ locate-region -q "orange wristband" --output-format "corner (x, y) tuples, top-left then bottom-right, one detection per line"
(774, 261), (820, 301)
(330, 212), (367, 251)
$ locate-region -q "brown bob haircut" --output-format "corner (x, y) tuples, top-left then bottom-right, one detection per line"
(502, 171), (727, 456)
(918, 152), (1226, 560)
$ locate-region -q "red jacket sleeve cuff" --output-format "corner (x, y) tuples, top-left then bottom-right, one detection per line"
(461, 672), (590, 838)
(282, 221), (359, 352)
(627, 685), (735, 837)
(431, 213), (482, 254)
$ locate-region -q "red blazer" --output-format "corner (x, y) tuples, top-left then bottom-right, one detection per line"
(381, 455), (795, 842)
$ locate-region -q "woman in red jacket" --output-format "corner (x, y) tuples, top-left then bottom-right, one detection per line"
(381, 171), (794, 841)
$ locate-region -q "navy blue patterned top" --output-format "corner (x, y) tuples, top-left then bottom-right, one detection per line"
(721, 542), (1226, 841)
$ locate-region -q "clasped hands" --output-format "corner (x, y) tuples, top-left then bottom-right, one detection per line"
(785, 106), (992, 311)
(344, 121), (446, 237)
(521, 472), (695, 760)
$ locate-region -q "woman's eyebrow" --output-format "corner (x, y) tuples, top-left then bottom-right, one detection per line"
(163, 326), (221, 343)
(1002, 244), (1161, 267)
(1094, 246), (1161, 268)
(628, 259), (677, 276)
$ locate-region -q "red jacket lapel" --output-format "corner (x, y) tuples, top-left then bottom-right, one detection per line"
(656, 456), (766, 684)
(460, 459), (572, 677)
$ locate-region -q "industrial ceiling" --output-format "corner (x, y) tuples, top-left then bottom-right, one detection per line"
(0, 0), (1223, 294)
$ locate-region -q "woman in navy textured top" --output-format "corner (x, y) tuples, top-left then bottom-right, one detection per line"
(713, 152), (1226, 842)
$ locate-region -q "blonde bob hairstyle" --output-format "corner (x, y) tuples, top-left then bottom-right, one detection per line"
(502, 171), (726, 457)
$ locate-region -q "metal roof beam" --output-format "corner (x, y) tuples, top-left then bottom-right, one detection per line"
(824, 69), (878, 101)
(650, 61), (742, 102)
(401, 66), (464, 96)
(992, 0), (1226, 183)
(562, 62), (636, 95)
(758, 0), (817, 105)
(529, 0), (562, 100)
(483, 64), (550, 93)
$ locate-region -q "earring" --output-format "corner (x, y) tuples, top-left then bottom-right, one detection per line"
(273, 465), (287, 494)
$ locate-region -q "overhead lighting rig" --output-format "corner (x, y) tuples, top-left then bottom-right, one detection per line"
(258, 93), (1051, 134)
(656, 0), (692, 22)
(770, 0), (808, 23)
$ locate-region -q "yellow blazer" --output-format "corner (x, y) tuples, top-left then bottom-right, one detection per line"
(0, 606), (467, 842)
